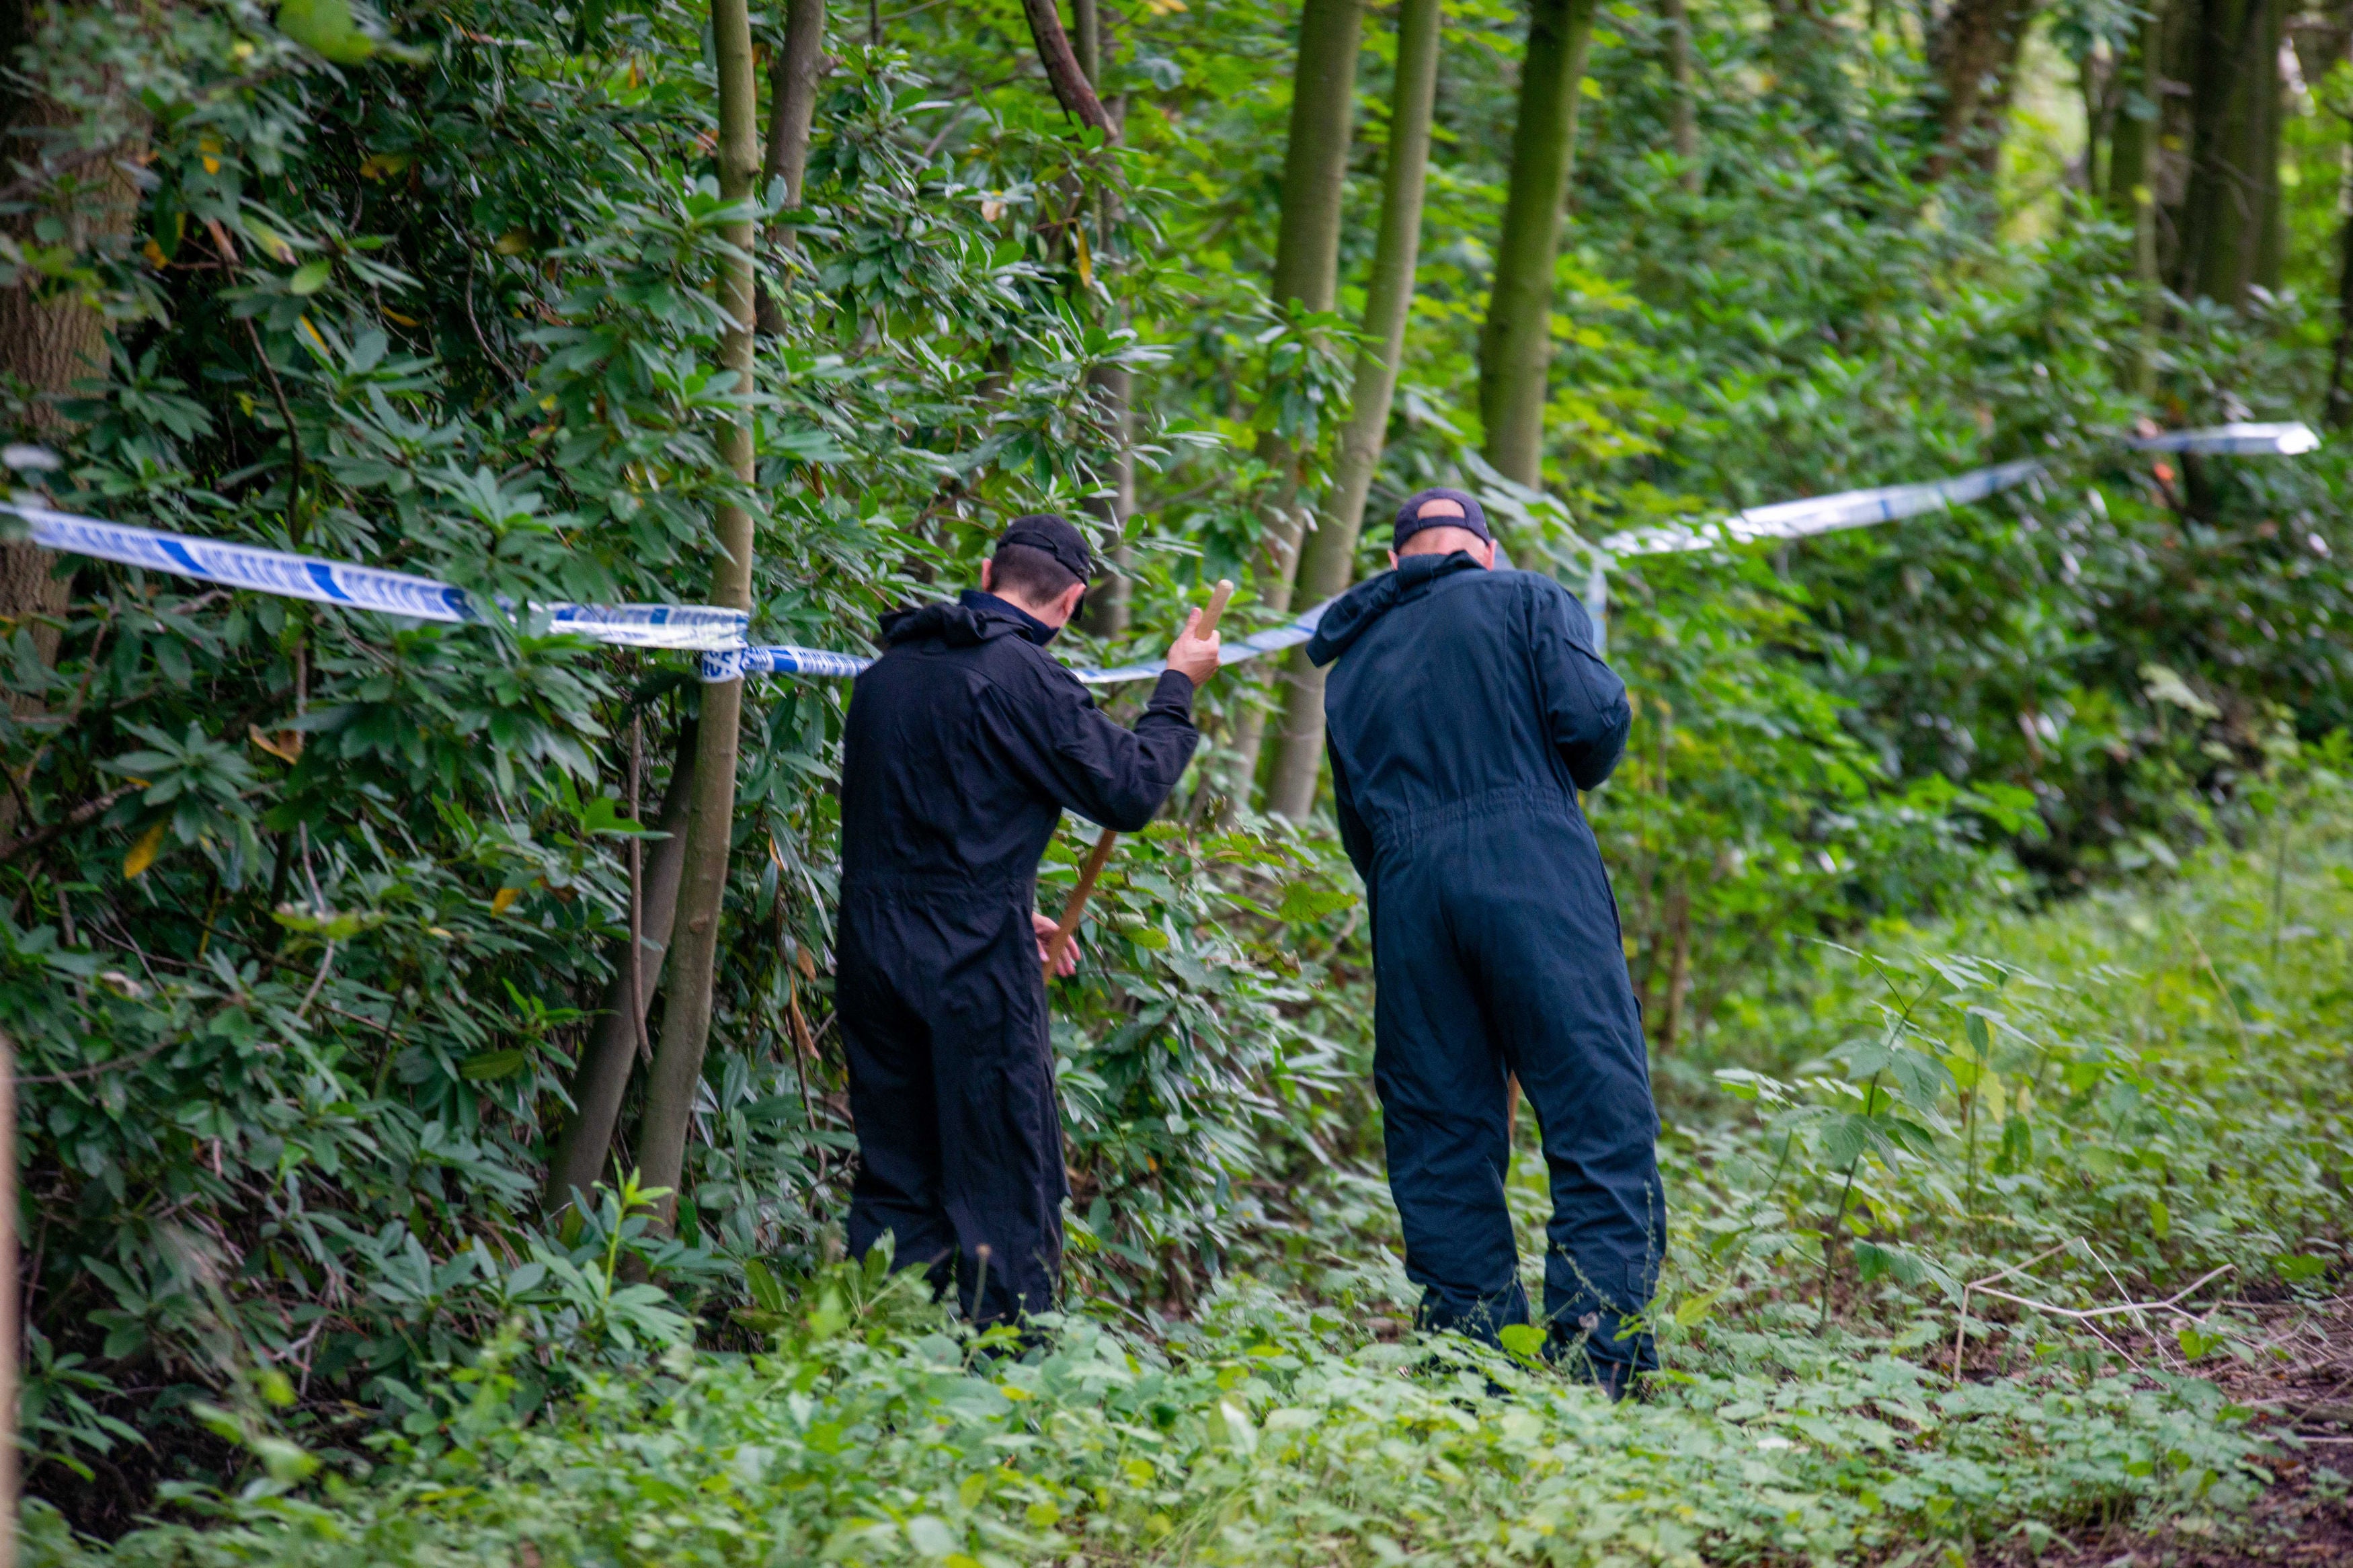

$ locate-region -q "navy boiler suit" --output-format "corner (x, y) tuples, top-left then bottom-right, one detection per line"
(836, 590), (1198, 1325)
(1308, 550), (1664, 1377)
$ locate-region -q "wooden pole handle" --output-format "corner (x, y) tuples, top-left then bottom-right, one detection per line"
(1197, 577), (1236, 639)
(1043, 829), (1119, 981)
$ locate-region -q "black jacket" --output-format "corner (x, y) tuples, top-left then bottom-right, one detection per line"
(840, 590), (1199, 893)
(1307, 552), (1630, 879)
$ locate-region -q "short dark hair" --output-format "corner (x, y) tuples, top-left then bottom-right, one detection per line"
(990, 541), (1082, 604)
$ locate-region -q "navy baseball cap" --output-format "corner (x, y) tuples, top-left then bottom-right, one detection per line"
(1393, 487), (1492, 548)
(996, 513), (1096, 581)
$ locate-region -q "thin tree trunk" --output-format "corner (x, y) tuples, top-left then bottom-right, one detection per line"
(753, 0), (826, 339)
(2328, 189), (2353, 425)
(1221, 0), (1365, 809)
(2173, 0), (2284, 306)
(636, 0), (763, 1231)
(1263, 0), (1442, 821)
(1073, 0), (1102, 81)
(0, 0), (140, 804)
(2110, 3), (2166, 395)
(1477, 0), (1599, 487)
(1661, 0), (1700, 192)
(1072, 0), (1135, 641)
(1921, 0), (2040, 179)
(544, 725), (697, 1213)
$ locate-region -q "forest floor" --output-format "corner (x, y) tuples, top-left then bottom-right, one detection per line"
(26, 806), (2353, 1566)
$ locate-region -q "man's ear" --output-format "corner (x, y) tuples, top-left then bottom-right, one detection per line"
(1475, 539), (1497, 569)
(980, 557), (996, 593)
(1055, 581), (1086, 622)
(1387, 550), (1400, 569)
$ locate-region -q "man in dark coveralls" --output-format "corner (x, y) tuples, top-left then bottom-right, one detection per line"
(836, 515), (1222, 1326)
(1306, 487), (1663, 1394)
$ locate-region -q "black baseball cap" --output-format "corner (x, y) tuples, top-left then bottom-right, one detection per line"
(996, 513), (1095, 581)
(1393, 487), (1492, 548)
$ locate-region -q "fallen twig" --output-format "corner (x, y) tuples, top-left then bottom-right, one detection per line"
(1953, 1262), (2235, 1383)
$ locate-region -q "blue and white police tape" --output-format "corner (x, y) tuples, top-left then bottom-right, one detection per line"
(2125, 421), (2320, 455)
(1598, 458), (2049, 556)
(695, 599), (1341, 686)
(701, 421), (2321, 684)
(14, 420), (2321, 682)
(5, 501), (750, 651)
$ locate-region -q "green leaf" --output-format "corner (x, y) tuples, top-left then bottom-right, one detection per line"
(1497, 1322), (1546, 1365)
(458, 1049), (527, 1081)
(288, 258), (333, 295)
(278, 0), (375, 63)
(1673, 1288), (1724, 1327)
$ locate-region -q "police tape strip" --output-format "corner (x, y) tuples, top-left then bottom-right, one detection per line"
(706, 420), (2321, 684)
(11, 421), (2321, 682)
(5, 503), (751, 651)
(2126, 422), (2319, 455)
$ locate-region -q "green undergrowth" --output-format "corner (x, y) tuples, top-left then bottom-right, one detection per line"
(28, 794), (2353, 1565)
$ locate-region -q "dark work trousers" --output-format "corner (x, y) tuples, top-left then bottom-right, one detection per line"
(836, 874), (1067, 1326)
(1369, 800), (1665, 1379)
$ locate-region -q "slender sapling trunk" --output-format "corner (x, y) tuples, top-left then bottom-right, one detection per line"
(1263, 0), (1443, 820)
(1477, 0), (1599, 487)
(636, 0), (764, 1229)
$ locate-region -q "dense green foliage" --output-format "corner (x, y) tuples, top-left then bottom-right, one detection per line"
(28, 781), (2353, 1564)
(0, 0), (2346, 1554)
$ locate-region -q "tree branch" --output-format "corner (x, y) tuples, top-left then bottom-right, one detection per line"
(1019, 0), (1117, 140)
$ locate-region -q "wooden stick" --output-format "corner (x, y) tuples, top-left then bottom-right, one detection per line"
(1043, 579), (1232, 981)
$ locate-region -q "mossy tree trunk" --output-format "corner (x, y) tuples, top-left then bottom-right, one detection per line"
(543, 724), (696, 1214)
(2172, 0), (2284, 308)
(1477, 0), (1598, 487)
(636, 0), (763, 1229)
(1220, 0), (1363, 808)
(1661, 0), (1700, 192)
(2107, 0), (2167, 395)
(1262, 0), (1443, 821)
(1072, 0), (1136, 640)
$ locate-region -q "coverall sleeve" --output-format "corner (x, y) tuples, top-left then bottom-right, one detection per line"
(986, 665), (1200, 831)
(1326, 740), (1375, 880)
(1531, 581), (1633, 791)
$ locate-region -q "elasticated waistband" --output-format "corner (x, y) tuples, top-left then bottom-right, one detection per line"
(840, 867), (1037, 899)
(1365, 784), (1579, 856)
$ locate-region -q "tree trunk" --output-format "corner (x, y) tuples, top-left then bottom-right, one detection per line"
(0, 0), (140, 758)
(2328, 198), (2353, 425)
(1219, 0), (1364, 809)
(636, 0), (763, 1231)
(2109, 3), (2166, 395)
(754, 0), (825, 337)
(1921, 0), (2040, 179)
(1477, 0), (1599, 487)
(1661, 0), (1700, 192)
(1072, 0), (1135, 641)
(544, 726), (697, 1213)
(1262, 0), (1442, 821)
(2173, 0), (2284, 306)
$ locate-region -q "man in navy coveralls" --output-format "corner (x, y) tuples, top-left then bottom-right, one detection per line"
(1308, 487), (1664, 1393)
(835, 515), (1222, 1327)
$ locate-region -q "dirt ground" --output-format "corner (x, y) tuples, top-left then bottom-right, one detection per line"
(2020, 1288), (2353, 1567)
